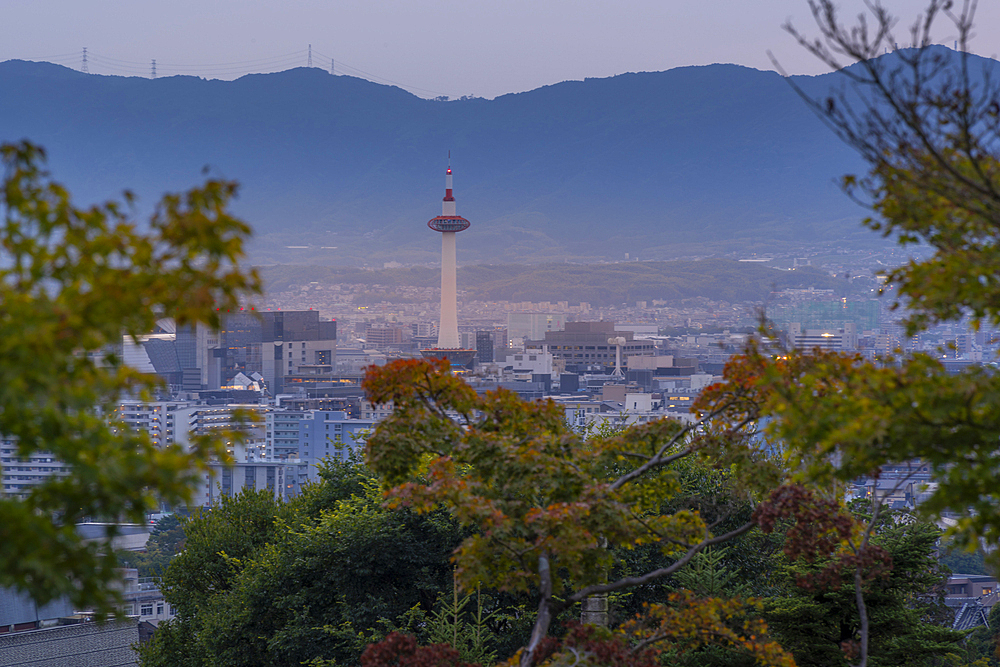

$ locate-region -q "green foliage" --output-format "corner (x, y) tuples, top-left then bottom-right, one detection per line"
(118, 514), (186, 578)
(159, 488), (283, 618)
(763, 511), (963, 667)
(424, 578), (499, 667)
(689, 3), (1000, 581)
(363, 358), (791, 666)
(606, 460), (776, 627)
(705, 342), (1000, 563)
(671, 547), (751, 598)
(142, 459), (470, 667)
(136, 616), (206, 667)
(0, 140), (259, 614)
(196, 478), (461, 666)
(939, 540), (992, 577)
(365, 359), (775, 597)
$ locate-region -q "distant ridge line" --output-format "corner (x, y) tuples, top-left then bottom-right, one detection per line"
(6, 47), (455, 98)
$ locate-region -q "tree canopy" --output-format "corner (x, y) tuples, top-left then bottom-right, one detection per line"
(0, 140), (260, 613)
(363, 357), (793, 667)
(695, 2), (1000, 664)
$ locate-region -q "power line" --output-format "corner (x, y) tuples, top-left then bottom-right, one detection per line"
(85, 51), (305, 77)
(14, 47), (457, 98)
(15, 50), (80, 61)
(86, 50), (308, 71)
(312, 48), (452, 97)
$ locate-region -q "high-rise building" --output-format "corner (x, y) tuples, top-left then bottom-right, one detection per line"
(365, 324), (408, 350)
(787, 322), (857, 351)
(476, 330), (496, 363)
(420, 162), (476, 367)
(222, 312), (263, 385)
(259, 311), (337, 395)
(507, 312), (569, 344)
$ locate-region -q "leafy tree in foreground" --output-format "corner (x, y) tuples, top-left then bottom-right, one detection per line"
(363, 358), (793, 667)
(142, 459), (469, 667)
(0, 141), (259, 613)
(699, 2), (1000, 665)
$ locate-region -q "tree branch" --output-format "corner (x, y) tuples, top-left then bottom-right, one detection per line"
(561, 521), (756, 605)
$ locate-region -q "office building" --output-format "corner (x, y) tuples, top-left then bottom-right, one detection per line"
(526, 321), (654, 374)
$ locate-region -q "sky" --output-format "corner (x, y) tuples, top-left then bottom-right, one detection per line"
(3, 0), (1000, 99)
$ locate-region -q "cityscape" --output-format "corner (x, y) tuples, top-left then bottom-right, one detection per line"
(3, 2), (1000, 666)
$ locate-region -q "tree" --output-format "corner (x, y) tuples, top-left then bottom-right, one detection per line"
(142, 459), (468, 667)
(763, 506), (964, 667)
(118, 513), (186, 578)
(363, 358), (793, 667)
(697, 2), (1000, 664)
(198, 479), (462, 666)
(0, 141), (260, 614)
(159, 488), (284, 619)
(963, 603), (1000, 666)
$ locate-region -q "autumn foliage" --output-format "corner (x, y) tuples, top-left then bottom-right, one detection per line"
(363, 358), (793, 666)
(362, 633), (480, 667)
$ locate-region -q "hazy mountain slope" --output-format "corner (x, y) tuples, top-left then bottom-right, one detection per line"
(260, 260), (842, 307)
(0, 52), (980, 262)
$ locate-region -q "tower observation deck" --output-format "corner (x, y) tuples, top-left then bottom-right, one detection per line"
(420, 164), (476, 368)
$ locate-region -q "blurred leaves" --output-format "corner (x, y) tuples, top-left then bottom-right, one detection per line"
(0, 140), (260, 614)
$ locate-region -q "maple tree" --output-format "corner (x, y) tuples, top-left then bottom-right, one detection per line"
(363, 358), (793, 667)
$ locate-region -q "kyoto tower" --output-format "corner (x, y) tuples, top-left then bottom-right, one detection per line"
(420, 160), (477, 368)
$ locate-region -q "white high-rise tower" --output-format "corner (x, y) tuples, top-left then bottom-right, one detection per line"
(421, 161), (476, 367)
(420, 164), (476, 366)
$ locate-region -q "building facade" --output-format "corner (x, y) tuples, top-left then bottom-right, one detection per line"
(526, 321), (654, 374)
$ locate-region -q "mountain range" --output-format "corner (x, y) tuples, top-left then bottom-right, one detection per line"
(0, 52), (980, 264)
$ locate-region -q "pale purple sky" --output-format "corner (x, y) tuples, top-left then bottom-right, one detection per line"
(3, 0), (999, 99)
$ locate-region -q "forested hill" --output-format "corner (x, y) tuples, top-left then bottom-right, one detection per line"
(0, 50), (987, 263)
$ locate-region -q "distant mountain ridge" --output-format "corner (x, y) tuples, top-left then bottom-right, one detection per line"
(0, 52), (984, 263)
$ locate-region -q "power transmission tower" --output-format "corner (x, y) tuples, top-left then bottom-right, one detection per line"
(330, 58), (334, 75)
(151, 59), (156, 78)
(82, 47), (89, 73)
(308, 44), (312, 67)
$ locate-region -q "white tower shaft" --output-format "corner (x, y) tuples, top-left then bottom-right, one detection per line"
(438, 231), (459, 348)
